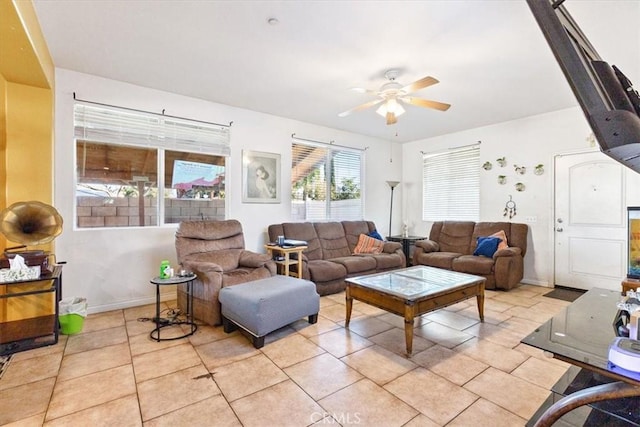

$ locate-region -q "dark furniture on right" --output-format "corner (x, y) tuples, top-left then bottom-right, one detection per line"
(413, 221), (528, 290)
(522, 288), (640, 426)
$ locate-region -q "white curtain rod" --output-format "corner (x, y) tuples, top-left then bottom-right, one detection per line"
(420, 141), (481, 155)
(73, 93), (233, 128)
(291, 133), (368, 151)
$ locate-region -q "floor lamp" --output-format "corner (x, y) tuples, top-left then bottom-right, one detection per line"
(386, 181), (400, 238)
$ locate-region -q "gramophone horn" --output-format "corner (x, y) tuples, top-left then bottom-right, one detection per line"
(0, 201), (63, 246)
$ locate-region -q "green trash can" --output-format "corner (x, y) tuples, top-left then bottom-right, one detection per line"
(59, 297), (88, 335)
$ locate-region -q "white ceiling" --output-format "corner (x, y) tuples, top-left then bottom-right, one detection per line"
(32, 0), (640, 143)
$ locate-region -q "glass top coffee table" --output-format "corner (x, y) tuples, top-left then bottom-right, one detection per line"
(345, 266), (485, 356)
(521, 288), (640, 426)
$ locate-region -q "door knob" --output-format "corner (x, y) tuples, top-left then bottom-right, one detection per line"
(556, 227), (564, 232)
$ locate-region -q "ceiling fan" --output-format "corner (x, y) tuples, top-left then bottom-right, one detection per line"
(338, 69), (451, 125)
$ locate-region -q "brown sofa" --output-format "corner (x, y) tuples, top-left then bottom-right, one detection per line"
(413, 221), (528, 290)
(175, 220), (276, 325)
(268, 221), (406, 295)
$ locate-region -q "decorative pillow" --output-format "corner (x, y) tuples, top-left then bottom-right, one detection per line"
(473, 236), (501, 257)
(490, 230), (509, 250)
(353, 233), (384, 254)
(367, 229), (384, 241)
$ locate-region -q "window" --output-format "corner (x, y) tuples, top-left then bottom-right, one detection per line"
(74, 102), (230, 228)
(291, 141), (364, 221)
(422, 144), (480, 221)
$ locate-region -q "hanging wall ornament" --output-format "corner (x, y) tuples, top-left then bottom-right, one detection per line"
(497, 157), (507, 167)
(503, 195), (517, 219)
(482, 161), (493, 171)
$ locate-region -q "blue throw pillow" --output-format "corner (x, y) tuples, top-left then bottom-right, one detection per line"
(473, 236), (501, 257)
(368, 229), (384, 241)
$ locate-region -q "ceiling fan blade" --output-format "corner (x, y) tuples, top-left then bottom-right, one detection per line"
(402, 96), (451, 111)
(338, 99), (383, 117)
(401, 76), (439, 94)
(386, 112), (397, 125)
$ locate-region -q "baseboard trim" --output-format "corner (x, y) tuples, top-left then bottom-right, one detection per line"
(87, 291), (177, 315)
(520, 278), (550, 287)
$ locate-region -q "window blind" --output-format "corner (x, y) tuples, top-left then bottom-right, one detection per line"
(422, 145), (480, 221)
(291, 141), (363, 221)
(74, 102), (231, 156)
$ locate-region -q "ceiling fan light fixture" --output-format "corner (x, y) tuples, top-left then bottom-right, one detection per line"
(376, 98), (405, 118)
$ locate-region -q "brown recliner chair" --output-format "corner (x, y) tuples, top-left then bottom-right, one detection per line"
(175, 220), (276, 325)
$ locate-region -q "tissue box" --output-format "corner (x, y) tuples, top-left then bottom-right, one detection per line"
(0, 266), (41, 283)
(0, 251), (49, 271)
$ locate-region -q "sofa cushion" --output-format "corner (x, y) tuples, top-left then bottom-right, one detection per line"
(353, 234), (384, 254)
(490, 230), (509, 250)
(452, 255), (494, 275)
(415, 252), (461, 270)
(431, 222), (476, 254)
(281, 222), (323, 261)
(315, 222), (351, 259)
(368, 253), (404, 270)
(307, 259), (347, 282)
(471, 222), (518, 254)
(473, 236), (501, 257)
(330, 255), (377, 275)
(368, 229), (384, 241)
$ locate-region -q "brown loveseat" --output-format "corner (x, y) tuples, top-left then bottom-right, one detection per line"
(175, 220), (276, 325)
(268, 221), (406, 295)
(413, 221), (528, 290)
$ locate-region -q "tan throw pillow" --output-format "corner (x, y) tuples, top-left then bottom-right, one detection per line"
(353, 233), (384, 254)
(490, 230), (509, 250)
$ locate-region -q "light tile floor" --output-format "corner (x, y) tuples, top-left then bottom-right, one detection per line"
(0, 284), (572, 426)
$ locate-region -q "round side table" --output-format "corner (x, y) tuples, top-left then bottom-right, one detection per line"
(149, 274), (197, 341)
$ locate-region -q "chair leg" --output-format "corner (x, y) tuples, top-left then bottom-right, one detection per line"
(222, 316), (237, 334)
(308, 313), (318, 324)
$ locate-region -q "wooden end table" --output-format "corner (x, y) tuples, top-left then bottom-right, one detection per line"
(265, 245), (306, 278)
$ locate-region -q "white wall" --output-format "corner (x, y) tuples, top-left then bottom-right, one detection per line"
(54, 69), (402, 313)
(401, 107), (595, 287)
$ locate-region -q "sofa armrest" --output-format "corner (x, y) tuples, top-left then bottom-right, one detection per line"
(181, 259), (223, 274)
(414, 239), (439, 253)
(493, 247), (522, 259)
(382, 241), (402, 254)
(239, 250), (273, 268)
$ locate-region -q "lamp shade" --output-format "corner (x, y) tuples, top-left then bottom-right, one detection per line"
(376, 99), (406, 118)
(386, 180), (400, 189)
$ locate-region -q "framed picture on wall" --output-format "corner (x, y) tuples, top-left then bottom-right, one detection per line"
(242, 150), (281, 203)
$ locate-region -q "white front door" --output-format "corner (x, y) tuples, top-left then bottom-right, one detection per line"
(554, 151), (626, 291)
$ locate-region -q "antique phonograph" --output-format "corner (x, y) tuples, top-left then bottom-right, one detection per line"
(0, 201), (63, 273)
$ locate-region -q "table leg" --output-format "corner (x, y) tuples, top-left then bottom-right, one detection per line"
(187, 279), (195, 335)
(476, 288), (485, 322)
(404, 302), (416, 356)
(345, 286), (353, 327)
(533, 381), (640, 427)
(297, 249), (303, 278)
(153, 283), (161, 341)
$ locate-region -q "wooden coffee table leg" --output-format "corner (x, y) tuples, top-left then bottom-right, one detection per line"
(404, 302), (416, 357)
(345, 286), (353, 327)
(476, 286), (485, 322)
